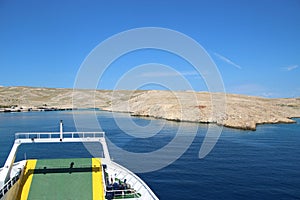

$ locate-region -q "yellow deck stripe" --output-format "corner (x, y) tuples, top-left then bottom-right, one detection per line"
(20, 160), (37, 200)
(92, 158), (104, 200)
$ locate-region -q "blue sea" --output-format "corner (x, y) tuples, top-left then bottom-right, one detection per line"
(0, 111), (300, 199)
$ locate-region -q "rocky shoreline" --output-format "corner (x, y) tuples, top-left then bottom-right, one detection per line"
(1, 86), (300, 130)
(0, 106), (73, 113)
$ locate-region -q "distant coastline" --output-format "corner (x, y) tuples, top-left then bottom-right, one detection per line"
(0, 106), (73, 113)
(1, 86), (299, 131)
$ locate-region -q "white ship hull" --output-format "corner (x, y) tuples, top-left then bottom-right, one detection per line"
(0, 122), (158, 200)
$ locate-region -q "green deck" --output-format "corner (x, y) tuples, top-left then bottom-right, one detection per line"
(27, 158), (93, 200)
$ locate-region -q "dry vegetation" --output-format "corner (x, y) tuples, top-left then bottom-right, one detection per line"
(1, 86), (300, 130)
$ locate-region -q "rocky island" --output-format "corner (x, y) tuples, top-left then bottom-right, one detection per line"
(1, 86), (300, 130)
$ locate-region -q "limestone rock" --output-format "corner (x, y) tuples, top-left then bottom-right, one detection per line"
(1, 86), (299, 131)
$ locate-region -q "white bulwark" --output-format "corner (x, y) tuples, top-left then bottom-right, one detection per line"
(0, 121), (158, 200)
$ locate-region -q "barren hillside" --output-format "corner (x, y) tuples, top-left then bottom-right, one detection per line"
(1, 86), (299, 130)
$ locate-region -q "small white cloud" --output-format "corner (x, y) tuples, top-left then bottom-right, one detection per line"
(229, 84), (274, 97)
(214, 52), (242, 69)
(141, 71), (199, 77)
(261, 92), (276, 98)
(282, 65), (298, 71)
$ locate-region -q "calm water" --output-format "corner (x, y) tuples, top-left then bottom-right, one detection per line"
(0, 111), (300, 199)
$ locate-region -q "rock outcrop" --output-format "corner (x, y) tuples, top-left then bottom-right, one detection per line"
(1, 86), (300, 130)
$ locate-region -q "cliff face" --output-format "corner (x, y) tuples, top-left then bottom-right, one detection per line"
(102, 90), (300, 130)
(1, 86), (300, 130)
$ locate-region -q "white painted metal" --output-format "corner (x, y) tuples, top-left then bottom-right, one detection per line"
(59, 120), (63, 140)
(0, 131), (106, 189)
(105, 161), (159, 200)
(0, 126), (158, 199)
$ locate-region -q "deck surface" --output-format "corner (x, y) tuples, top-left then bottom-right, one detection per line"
(19, 158), (104, 200)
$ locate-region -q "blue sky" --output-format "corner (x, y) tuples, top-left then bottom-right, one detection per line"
(0, 0), (299, 97)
